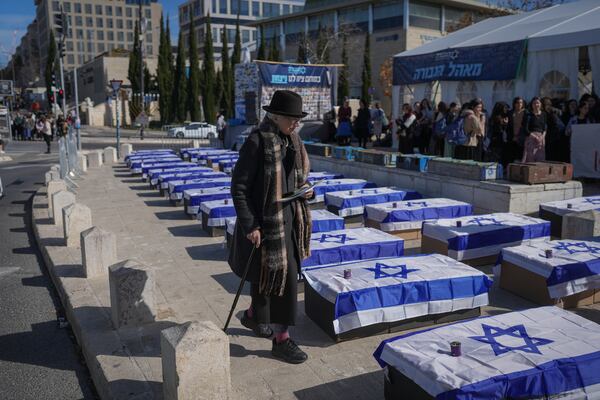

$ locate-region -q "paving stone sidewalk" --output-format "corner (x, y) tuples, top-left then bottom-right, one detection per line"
(59, 163), (600, 399)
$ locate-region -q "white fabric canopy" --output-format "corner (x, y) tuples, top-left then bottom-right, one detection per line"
(395, 0), (600, 58)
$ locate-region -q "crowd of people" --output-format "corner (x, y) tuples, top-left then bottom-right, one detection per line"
(331, 93), (600, 168)
(9, 112), (75, 154)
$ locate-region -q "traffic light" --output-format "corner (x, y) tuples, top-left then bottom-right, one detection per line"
(58, 42), (65, 58)
(54, 9), (68, 39)
(51, 72), (57, 90)
(54, 12), (64, 37)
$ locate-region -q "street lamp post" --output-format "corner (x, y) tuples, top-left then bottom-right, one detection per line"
(72, 67), (81, 150)
(110, 80), (123, 159)
(138, 2), (146, 140)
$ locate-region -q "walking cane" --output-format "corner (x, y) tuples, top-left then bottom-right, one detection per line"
(223, 239), (262, 332)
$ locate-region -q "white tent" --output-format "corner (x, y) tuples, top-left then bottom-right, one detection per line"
(392, 0), (600, 116)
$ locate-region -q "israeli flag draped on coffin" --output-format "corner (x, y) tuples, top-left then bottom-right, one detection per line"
(374, 307), (600, 399)
(498, 239), (600, 299)
(304, 254), (491, 334)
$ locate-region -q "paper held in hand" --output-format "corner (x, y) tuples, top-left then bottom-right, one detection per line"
(280, 182), (315, 203)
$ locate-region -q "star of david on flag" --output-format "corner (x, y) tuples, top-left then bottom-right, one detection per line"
(553, 241), (600, 255)
(364, 263), (419, 279)
(584, 197), (600, 205)
(467, 217), (503, 226)
(313, 233), (356, 244)
(469, 323), (553, 356)
(405, 201), (428, 208)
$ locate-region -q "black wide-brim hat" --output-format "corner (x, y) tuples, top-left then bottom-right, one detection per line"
(263, 89), (308, 118)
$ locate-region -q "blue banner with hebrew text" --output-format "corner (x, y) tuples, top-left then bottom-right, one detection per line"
(258, 63), (331, 88)
(393, 40), (526, 85)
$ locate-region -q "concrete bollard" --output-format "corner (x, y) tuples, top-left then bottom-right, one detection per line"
(78, 154), (88, 172)
(81, 226), (117, 278)
(50, 164), (60, 172)
(109, 260), (156, 328)
(45, 170), (60, 185)
(161, 321), (231, 400)
(562, 210), (600, 239)
(63, 203), (92, 247)
(47, 179), (67, 218)
(103, 147), (117, 165)
(120, 143), (133, 159)
(88, 151), (103, 168)
(192, 139), (201, 148)
(51, 190), (76, 227)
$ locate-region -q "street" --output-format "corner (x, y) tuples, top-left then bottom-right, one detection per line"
(0, 140), (97, 400)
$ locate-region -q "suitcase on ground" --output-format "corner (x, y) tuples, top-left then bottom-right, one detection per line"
(332, 146), (362, 161)
(428, 158), (502, 180)
(396, 154), (437, 172)
(304, 142), (332, 157)
(507, 162), (573, 184)
(355, 149), (397, 166)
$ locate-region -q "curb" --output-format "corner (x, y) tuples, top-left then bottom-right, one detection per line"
(31, 186), (160, 400)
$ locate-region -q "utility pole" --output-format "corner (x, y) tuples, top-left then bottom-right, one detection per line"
(138, 1), (146, 140)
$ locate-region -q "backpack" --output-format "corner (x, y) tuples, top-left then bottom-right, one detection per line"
(446, 116), (468, 145)
(433, 115), (447, 138)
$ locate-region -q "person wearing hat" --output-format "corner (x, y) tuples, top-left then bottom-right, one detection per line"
(229, 90), (313, 364)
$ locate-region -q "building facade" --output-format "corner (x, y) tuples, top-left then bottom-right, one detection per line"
(34, 0), (162, 73)
(178, 0), (304, 64)
(252, 0), (498, 111)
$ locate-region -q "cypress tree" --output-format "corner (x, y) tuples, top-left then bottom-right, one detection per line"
(203, 13), (216, 124)
(215, 69), (224, 112)
(172, 30), (188, 122)
(44, 31), (57, 102)
(187, 17), (202, 121)
(220, 26), (231, 118)
(269, 37), (280, 62)
(158, 14), (174, 124)
(257, 26), (266, 60)
(338, 35), (349, 106)
(296, 32), (307, 64)
(361, 32), (372, 104)
(231, 16), (241, 68)
(128, 21), (143, 121)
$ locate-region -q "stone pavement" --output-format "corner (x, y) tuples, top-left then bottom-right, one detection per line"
(36, 162), (600, 400)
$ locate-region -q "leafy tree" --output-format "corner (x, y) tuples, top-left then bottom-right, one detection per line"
(337, 35), (349, 105)
(202, 13), (216, 123)
(360, 32), (371, 104)
(172, 30), (188, 122)
(220, 25), (232, 117)
(315, 24), (330, 64)
(44, 31), (57, 103)
(257, 26), (266, 60)
(187, 17), (202, 121)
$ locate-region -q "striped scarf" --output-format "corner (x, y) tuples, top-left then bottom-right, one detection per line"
(259, 118), (312, 296)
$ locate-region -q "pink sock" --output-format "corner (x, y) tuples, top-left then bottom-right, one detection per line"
(275, 331), (290, 343)
(246, 306), (254, 318)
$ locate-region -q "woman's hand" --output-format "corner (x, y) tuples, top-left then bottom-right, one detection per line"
(304, 188), (314, 199)
(246, 229), (261, 248)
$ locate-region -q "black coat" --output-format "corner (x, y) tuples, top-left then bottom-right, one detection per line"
(354, 108), (371, 138)
(228, 125), (298, 283)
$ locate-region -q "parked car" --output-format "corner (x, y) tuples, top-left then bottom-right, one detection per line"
(167, 122), (217, 139)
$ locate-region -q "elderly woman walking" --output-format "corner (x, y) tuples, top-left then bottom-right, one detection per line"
(229, 90), (313, 364)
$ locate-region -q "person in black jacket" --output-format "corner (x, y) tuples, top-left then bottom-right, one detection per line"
(354, 99), (371, 148)
(228, 90), (313, 364)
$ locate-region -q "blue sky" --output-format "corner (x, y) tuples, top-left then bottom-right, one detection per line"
(0, 0), (182, 67)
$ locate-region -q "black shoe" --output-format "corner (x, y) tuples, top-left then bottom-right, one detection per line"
(240, 310), (273, 338)
(272, 338), (308, 364)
